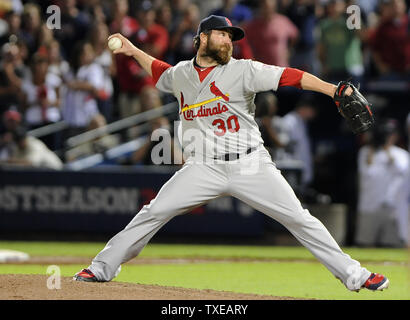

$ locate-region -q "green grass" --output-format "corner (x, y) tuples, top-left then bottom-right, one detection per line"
(0, 262), (408, 300)
(0, 241), (408, 262)
(0, 241), (107, 257)
(0, 241), (409, 300)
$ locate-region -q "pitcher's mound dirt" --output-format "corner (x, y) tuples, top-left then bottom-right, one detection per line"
(0, 274), (299, 300)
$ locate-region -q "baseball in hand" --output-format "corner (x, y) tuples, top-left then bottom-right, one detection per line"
(108, 37), (122, 51)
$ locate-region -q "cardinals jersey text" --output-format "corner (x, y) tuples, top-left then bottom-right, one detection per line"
(155, 58), (285, 159)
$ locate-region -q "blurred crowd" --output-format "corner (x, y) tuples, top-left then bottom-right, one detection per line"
(0, 0), (409, 246)
(0, 0), (408, 161)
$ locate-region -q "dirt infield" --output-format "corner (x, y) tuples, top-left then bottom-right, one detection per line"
(0, 274), (298, 300)
(0, 255), (307, 300)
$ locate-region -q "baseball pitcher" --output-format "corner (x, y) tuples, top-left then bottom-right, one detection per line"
(74, 15), (387, 292)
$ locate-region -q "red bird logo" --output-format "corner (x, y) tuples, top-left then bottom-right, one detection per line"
(209, 81), (229, 101)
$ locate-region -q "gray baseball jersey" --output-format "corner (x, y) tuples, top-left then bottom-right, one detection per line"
(87, 57), (372, 291)
(156, 58), (285, 159)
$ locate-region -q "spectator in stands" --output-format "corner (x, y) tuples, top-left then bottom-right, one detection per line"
(0, 125), (63, 169)
(285, 0), (320, 74)
(53, 0), (92, 59)
(0, 0), (23, 17)
(355, 118), (409, 247)
(244, 0), (299, 67)
(278, 97), (318, 188)
(45, 40), (70, 149)
(15, 37), (29, 64)
(169, 3), (201, 63)
(168, 0), (191, 34)
(366, 0), (410, 78)
(210, 0), (253, 26)
(62, 41), (105, 137)
(109, 0), (140, 119)
(78, 0), (108, 24)
(0, 42), (26, 115)
(133, 1), (169, 61)
(0, 10), (24, 48)
(89, 22), (115, 122)
(20, 3), (42, 58)
(357, 0), (380, 20)
(317, 0), (364, 82)
(0, 109), (21, 161)
(47, 40), (70, 84)
(37, 22), (55, 48)
(254, 91), (286, 159)
(115, 1), (167, 120)
(109, 0), (138, 37)
(0, 108), (21, 134)
(21, 51), (61, 131)
(155, 2), (173, 33)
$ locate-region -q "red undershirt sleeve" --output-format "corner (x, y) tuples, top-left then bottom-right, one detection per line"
(151, 59), (173, 84)
(278, 67), (305, 89)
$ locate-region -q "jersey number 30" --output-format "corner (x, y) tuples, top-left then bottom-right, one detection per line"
(212, 115), (240, 136)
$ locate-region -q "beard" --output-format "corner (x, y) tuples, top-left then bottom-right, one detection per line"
(202, 37), (233, 65)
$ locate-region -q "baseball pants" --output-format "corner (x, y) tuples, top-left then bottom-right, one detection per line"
(89, 147), (371, 291)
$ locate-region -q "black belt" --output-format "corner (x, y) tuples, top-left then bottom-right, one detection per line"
(214, 147), (257, 161)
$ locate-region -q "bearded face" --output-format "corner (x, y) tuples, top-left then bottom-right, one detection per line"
(202, 32), (233, 65)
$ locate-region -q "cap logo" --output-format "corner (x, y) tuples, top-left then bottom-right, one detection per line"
(225, 18), (232, 26)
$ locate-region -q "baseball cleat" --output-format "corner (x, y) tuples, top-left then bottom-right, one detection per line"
(362, 273), (389, 291)
(73, 268), (99, 282)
